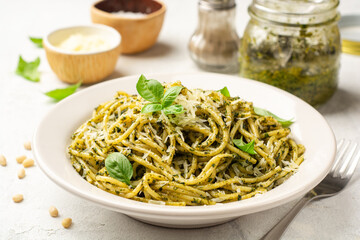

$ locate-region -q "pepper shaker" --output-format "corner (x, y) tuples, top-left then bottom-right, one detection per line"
(188, 0), (240, 73)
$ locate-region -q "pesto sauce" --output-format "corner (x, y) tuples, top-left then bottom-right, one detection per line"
(241, 64), (339, 106)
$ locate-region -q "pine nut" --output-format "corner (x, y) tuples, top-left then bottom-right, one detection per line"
(49, 206), (59, 217)
(24, 141), (32, 151)
(16, 155), (27, 164)
(13, 194), (23, 203)
(0, 155), (6, 166)
(62, 218), (72, 228)
(18, 168), (26, 179)
(22, 158), (34, 168)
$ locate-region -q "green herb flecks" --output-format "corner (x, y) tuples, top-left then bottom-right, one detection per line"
(233, 138), (256, 155)
(45, 82), (81, 101)
(253, 107), (293, 127)
(137, 75), (184, 115)
(15, 56), (40, 82)
(29, 37), (43, 48)
(105, 152), (133, 185)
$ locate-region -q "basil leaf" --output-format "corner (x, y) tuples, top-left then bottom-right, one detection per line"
(233, 138), (257, 155)
(253, 107), (294, 127)
(15, 56), (40, 82)
(45, 82), (81, 101)
(105, 152), (133, 185)
(141, 103), (163, 113)
(136, 75), (184, 114)
(29, 37), (43, 48)
(161, 86), (183, 108)
(136, 75), (164, 103)
(162, 104), (184, 115)
(219, 86), (230, 97)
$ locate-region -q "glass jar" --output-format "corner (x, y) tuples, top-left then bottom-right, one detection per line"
(239, 0), (341, 106)
(189, 0), (240, 73)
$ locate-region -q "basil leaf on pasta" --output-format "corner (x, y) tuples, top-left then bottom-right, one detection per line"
(15, 56), (41, 82)
(161, 86), (183, 108)
(253, 106), (294, 127)
(136, 74), (164, 103)
(162, 104), (184, 115)
(137, 75), (184, 114)
(105, 152), (133, 185)
(233, 138), (256, 155)
(141, 103), (163, 113)
(219, 86), (230, 97)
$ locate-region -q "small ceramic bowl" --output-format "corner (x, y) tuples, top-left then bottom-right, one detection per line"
(43, 25), (121, 84)
(91, 0), (166, 54)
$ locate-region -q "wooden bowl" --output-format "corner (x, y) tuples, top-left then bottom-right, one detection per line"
(43, 25), (121, 84)
(91, 0), (166, 54)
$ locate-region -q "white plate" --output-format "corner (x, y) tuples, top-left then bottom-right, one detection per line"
(33, 72), (336, 228)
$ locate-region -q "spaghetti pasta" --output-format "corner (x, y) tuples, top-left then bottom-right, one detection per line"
(68, 81), (305, 206)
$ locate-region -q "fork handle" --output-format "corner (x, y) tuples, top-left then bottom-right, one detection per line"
(259, 194), (314, 240)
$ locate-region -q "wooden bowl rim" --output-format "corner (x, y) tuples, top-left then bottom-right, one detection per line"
(91, 0), (166, 21)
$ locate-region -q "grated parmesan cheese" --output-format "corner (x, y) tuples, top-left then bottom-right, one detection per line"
(56, 33), (111, 52)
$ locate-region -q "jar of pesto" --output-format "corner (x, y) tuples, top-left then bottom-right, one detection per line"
(239, 0), (341, 106)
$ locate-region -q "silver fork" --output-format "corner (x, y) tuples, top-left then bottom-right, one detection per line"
(260, 139), (360, 240)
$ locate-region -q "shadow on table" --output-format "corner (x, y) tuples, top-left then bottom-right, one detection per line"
(318, 88), (360, 115)
(99, 41), (175, 82)
(119, 214), (249, 240)
(123, 41), (174, 59)
(94, 196), (350, 240)
(103, 70), (124, 81)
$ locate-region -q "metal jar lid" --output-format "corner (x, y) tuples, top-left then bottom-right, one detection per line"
(199, 0), (236, 10)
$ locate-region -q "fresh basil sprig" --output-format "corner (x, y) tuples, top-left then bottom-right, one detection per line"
(29, 37), (43, 48)
(233, 138), (256, 155)
(253, 107), (294, 127)
(15, 56), (40, 82)
(136, 75), (184, 115)
(45, 82), (81, 101)
(218, 86), (230, 97)
(105, 152), (133, 185)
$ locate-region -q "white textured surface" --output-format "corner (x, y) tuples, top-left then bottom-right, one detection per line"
(0, 0), (360, 239)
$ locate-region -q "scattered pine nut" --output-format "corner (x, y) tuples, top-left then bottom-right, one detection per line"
(18, 168), (26, 179)
(49, 206), (59, 217)
(62, 218), (72, 228)
(24, 141), (32, 151)
(0, 155), (6, 166)
(16, 155), (27, 164)
(12, 194), (23, 203)
(22, 158), (34, 168)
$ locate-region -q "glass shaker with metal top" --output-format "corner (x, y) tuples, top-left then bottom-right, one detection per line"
(188, 0), (240, 73)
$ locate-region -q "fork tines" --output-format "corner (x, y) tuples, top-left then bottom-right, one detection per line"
(331, 139), (360, 179)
